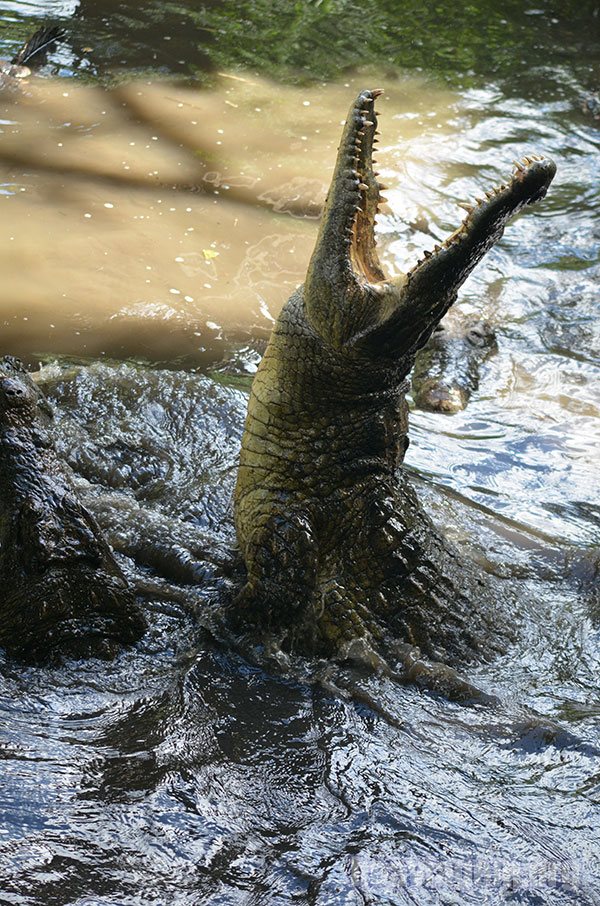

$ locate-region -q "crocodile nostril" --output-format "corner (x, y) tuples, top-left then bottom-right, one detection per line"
(0, 378), (26, 401)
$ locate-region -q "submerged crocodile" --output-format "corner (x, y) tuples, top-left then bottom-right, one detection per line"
(411, 313), (496, 413)
(233, 89), (556, 667)
(0, 357), (146, 661)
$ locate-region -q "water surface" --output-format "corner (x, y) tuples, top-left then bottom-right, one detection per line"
(0, 2), (598, 904)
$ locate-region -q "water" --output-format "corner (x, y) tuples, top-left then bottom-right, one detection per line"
(0, 2), (599, 903)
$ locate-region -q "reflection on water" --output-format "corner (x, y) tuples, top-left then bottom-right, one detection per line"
(0, 2), (599, 904)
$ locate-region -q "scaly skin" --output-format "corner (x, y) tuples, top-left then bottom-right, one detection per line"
(0, 357), (146, 662)
(412, 315), (497, 413)
(234, 89), (556, 666)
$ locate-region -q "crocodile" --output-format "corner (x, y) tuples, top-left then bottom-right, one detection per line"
(233, 88), (556, 668)
(0, 356), (146, 662)
(411, 313), (496, 413)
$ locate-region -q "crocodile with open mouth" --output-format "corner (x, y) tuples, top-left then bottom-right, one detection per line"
(233, 89), (556, 668)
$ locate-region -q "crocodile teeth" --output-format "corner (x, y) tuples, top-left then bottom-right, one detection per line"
(363, 120), (375, 127)
(485, 191), (495, 200)
(358, 182), (369, 191)
(377, 182), (389, 191)
(423, 249), (433, 258)
(513, 160), (525, 172)
(458, 202), (473, 213)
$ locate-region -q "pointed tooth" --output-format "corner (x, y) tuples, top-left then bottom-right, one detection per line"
(513, 160), (525, 172)
(458, 202), (473, 213)
(423, 249), (433, 258)
(358, 182), (369, 191)
(475, 197), (484, 205)
(377, 182), (389, 190)
(363, 120), (374, 127)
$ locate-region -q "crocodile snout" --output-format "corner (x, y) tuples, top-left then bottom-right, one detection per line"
(0, 376), (30, 406)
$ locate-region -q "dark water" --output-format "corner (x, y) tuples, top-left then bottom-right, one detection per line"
(0, 2), (599, 904)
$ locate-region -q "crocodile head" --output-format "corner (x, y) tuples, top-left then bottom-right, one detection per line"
(305, 88), (556, 364)
(0, 356), (52, 421)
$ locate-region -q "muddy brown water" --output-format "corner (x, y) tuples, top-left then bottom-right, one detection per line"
(0, 4), (599, 905)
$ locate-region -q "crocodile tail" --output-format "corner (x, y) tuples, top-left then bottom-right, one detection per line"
(11, 24), (64, 66)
